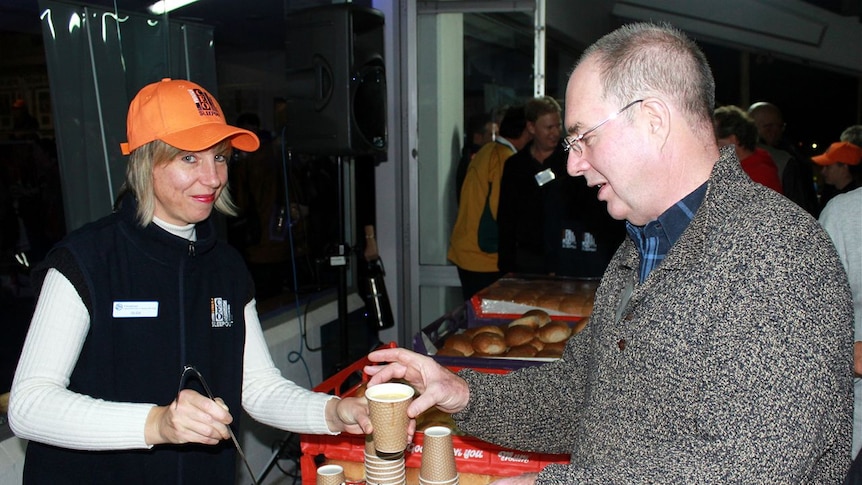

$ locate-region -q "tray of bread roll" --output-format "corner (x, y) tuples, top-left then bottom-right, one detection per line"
(471, 274), (598, 320)
(413, 296), (590, 370)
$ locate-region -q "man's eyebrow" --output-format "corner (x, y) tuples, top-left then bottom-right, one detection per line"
(566, 123), (582, 136)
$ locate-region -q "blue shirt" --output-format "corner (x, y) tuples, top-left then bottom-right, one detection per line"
(626, 182), (708, 283)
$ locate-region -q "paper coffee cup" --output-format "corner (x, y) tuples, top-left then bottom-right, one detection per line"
(317, 464), (345, 485)
(365, 383), (415, 453)
(419, 426), (458, 482)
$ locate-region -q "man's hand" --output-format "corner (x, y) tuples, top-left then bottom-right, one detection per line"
(364, 347), (470, 418)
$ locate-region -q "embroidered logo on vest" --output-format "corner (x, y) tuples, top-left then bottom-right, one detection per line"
(210, 297), (233, 328)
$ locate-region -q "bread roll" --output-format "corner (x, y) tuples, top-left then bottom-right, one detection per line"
(581, 297), (594, 315)
(536, 295), (563, 312)
(504, 324), (535, 347)
(505, 343), (538, 358)
(558, 295), (585, 315)
(513, 289), (540, 306)
(537, 321), (572, 343)
(536, 347), (564, 358)
(473, 324), (505, 337)
(435, 347), (466, 357)
(472, 331), (507, 355)
(572, 316), (590, 335)
(508, 308), (551, 329)
(442, 333), (475, 356)
(542, 340), (567, 354)
(523, 309), (551, 326)
(527, 337), (545, 351)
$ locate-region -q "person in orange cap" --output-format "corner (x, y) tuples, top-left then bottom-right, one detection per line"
(813, 140), (862, 210)
(11, 98), (39, 139)
(8, 78), (371, 484)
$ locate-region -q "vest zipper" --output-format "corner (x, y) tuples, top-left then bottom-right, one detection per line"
(188, 240), (195, 256)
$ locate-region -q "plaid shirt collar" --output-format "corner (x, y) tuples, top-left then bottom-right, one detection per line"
(625, 181), (708, 283)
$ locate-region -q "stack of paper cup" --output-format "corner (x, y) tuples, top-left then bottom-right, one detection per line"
(365, 382), (415, 454)
(419, 426), (459, 485)
(316, 464), (346, 485)
(364, 434), (407, 485)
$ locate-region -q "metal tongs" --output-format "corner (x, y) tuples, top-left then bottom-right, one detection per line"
(177, 365), (259, 485)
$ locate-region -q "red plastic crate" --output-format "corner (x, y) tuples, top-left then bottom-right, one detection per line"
(299, 344), (569, 484)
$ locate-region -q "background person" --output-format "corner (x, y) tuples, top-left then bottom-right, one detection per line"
(497, 95), (623, 278)
(456, 111), (499, 205)
(713, 104), (783, 193)
(448, 105), (531, 301)
(842, 125), (862, 147)
(497, 95), (564, 275)
(8, 79), (370, 484)
(819, 187), (862, 461)
(747, 101), (819, 215)
(813, 141), (862, 210)
(366, 22), (853, 484)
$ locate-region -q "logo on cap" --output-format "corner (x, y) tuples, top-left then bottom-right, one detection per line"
(189, 88), (221, 119)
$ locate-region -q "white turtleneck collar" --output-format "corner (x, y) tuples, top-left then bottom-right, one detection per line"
(152, 217), (197, 242)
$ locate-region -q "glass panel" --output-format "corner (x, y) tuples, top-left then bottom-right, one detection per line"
(39, 0), (218, 230)
(415, 8), (536, 337)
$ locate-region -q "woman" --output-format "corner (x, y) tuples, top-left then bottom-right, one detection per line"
(8, 78), (370, 484)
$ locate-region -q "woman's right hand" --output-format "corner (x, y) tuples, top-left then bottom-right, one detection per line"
(145, 389), (233, 446)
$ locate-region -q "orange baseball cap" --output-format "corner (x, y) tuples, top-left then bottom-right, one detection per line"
(812, 141), (862, 166)
(120, 78), (259, 155)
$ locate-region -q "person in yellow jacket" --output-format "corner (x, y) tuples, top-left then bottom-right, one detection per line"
(449, 105), (531, 301)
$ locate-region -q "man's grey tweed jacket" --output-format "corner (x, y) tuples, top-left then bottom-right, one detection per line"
(454, 147), (854, 484)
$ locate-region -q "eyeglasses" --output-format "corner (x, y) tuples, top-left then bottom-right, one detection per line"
(562, 99), (644, 155)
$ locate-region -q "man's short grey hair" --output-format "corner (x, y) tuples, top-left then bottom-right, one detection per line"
(576, 22), (716, 137)
(840, 125), (862, 147)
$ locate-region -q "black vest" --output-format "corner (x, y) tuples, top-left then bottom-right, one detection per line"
(24, 194), (252, 485)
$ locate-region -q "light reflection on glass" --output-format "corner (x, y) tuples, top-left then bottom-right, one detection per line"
(67, 10), (81, 35)
(40, 9), (56, 39)
(101, 12), (128, 43)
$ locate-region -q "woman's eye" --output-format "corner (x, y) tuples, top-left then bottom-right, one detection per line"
(181, 154), (197, 163)
(215, 154), (228, 163)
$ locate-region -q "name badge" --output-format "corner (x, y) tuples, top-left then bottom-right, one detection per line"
(113, 301), (159, 318)
(534, 168), (555, 186)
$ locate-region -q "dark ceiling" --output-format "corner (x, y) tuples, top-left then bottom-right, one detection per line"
(3, 0), (857, 54)
(0, 0), (349, 52)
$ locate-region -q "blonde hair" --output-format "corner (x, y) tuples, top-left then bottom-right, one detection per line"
(123, 139), (237, 226)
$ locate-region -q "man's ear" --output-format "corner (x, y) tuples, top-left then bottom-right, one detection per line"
(640, 98), (670, 140)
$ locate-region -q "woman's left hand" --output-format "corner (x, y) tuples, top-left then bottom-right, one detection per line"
(325, 396), (372, 434)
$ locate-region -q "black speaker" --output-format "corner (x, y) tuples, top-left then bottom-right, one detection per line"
(284, 4), (387, 156)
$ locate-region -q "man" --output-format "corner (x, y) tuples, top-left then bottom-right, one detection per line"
(813, 141), (862, 210)
(748, 101), (819, 215)
(456, 112), (499, 205)
(497, 95), (623, 277)
(820, 187), (862, 464)
(843, 125), (862, 146)
(449, 106), (531, 301)
(713, 105), (783, 193)
(368, 22), (853, 483)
